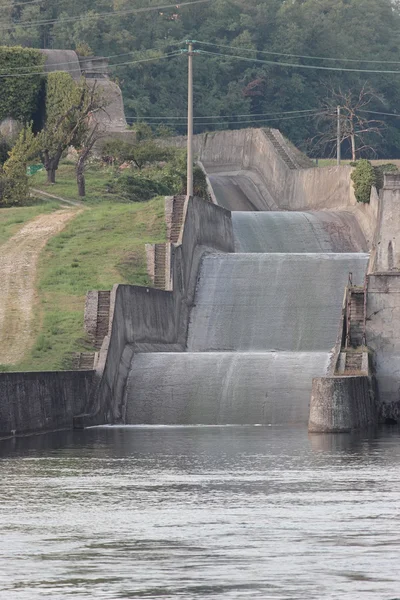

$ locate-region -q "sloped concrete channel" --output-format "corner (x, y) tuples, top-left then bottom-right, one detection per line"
(125, 206), (369, 425)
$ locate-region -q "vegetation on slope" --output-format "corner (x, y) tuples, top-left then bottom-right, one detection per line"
(15, 194), (166, 371)
(2, 0), (400, 157)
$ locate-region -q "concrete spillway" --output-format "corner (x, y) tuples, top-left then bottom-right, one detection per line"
(125, 352), (331, 425)
(187, 253), (369, 352)
(232, 211), (367, 253)
(124, 183), (370, 425)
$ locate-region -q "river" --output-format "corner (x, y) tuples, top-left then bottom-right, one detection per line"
(1, 425), (399, 599)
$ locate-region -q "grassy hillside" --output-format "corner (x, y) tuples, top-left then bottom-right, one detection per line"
(3, 164), (167, 371)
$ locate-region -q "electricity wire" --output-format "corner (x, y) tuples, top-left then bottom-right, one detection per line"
(198, 49), (400, 75)
(0, 0), (211, 30)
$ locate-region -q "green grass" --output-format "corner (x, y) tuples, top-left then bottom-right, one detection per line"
(16, 196), (166, 371)
(0, 201), (60, 245)
(30, 162), (117, 204)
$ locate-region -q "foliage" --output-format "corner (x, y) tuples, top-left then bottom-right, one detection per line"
(16, 196), (166, 371)
(351, 160), (376, 203)
(107, 147), (209, 201)
(4, 0), (400, 156)
(0, 46), (44, 123)
(103, 138), (174, 170)
(373, 163), (399, 190)
(0, 136), (11, 165)
(0, 125), (38, 205)
(37, 72), (102, 183)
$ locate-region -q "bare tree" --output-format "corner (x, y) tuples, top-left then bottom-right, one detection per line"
(312, 83), (386, 160)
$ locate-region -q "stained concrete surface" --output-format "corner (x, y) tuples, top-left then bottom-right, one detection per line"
(125, 352), (330, 425)
(232, 211), (368, 253)
(187, 253), (369, 352)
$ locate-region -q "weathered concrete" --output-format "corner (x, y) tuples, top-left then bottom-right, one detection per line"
(168, 128), (378, 245)
(125, 352), (330, 425)
(309, 376), (376, 433)
(232, 211), (367, 253)
(187, 253), (369, 352)
(78, 197), (235, 425)
(0, 370), (94, 439)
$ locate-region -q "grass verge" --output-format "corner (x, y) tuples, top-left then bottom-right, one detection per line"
(15, 196), (166, 371)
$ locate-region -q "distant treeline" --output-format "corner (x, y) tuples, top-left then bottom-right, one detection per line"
(2, 0), (400, 157)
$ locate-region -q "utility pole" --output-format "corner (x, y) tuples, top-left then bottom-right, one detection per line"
(337, 105), (341, 166)
(186, 40), (194, 198)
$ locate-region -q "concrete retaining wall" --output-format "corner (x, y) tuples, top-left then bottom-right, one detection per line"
(0, 371), (94, 439)
(167, 128), (378, 246)
(77, 197), (235, 425)
(309, 376), (376, 433)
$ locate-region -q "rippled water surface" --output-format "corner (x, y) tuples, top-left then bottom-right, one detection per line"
(1, 426), (400, 599)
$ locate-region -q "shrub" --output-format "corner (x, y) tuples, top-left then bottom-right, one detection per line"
(351, 160), (376, 203)
(0, 46), (44, 123)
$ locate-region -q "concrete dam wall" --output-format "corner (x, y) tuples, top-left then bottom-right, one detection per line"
(124, 208), (369, 425)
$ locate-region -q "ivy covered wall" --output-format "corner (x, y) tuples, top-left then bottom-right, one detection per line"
(0, 46), (44, 123)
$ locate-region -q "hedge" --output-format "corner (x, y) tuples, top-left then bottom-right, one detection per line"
(0, 46), (44, 123)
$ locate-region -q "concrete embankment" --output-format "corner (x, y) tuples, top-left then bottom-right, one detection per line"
(0, 371), (94, 439)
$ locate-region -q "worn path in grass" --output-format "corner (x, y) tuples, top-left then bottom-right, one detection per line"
(0, 208), (80, 365)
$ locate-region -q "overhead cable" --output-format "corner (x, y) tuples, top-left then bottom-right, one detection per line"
(199, 49), (400, 75)
(0, 0), (212, 30)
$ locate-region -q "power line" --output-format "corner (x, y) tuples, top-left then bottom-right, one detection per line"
(199, 49), (400, 75)
(125, 108), (320, 120)
(0, 51), (181, 77)
(0, 0), (212, 30)
(359, 109), (400, 117)
(194, 40), (400, 66)
(140, 112), (325, 126)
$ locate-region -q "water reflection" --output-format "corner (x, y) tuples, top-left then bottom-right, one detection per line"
(1, 425), (400, 599)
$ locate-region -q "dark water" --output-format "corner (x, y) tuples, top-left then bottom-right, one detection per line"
(1, 426), (400, 599)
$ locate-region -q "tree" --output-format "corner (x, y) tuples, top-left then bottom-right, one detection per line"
(37, 73), (103, 183)
(0, 125), (37, 205)
(313, 84), (386, 160)
(75, 123), (103, 197)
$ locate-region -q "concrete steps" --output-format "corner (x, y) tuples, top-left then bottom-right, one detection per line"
(345, 352), (363, 372)
(349, 289), (365, 347)
(263, 129), (298, 170)
(170, 196), (185, 243)
(94, 291), (110, 350)
(72, 352), (95, 370)
(154, 244), (167, 289)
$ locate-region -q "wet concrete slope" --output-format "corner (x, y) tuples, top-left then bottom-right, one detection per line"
(187, 253), (369, 352)
(233, 211), (367, 253)
(125, 352), (330, 425)
(125, 172), (369, 425)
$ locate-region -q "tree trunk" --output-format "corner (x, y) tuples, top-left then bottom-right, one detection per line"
(47, 168), (56, 184)
(77, 173), (85, 197)
(351, 134), (356, 162)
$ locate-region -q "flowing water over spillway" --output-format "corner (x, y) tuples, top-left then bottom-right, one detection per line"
(126, 209), (369, 425)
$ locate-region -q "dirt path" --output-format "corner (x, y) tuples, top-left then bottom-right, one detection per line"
(0, 209), (79, 365)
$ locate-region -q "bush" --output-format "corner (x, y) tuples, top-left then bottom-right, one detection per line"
(351, 160), (376, 203)
(0, 46), (44, 123)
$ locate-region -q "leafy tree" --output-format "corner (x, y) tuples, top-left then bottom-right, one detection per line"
(0, 125), (37, 205)
(37, 72), (102, 183)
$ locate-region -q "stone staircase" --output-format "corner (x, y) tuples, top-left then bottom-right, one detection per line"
(263, 129), (299, 170)
(170, 196), (186, 243)
(348, 288), (365, 347)
(72, 352), (96, 370)
(344, 351), (363, 373)
(154, 244), (167, 289)
(94, 291), (111, 350)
